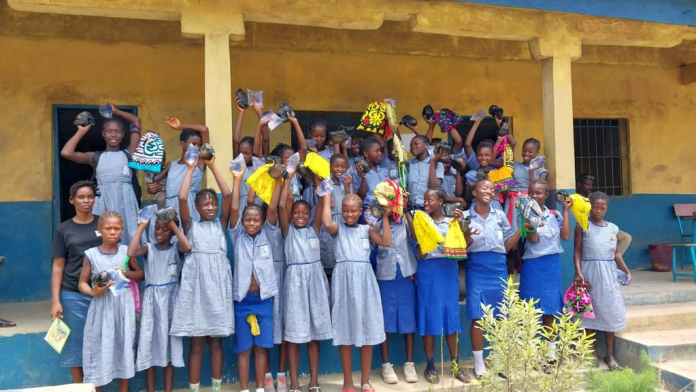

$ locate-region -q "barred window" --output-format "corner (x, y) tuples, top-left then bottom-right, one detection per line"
(573, 118), (630, 196)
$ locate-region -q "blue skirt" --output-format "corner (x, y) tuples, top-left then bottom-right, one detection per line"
(519, 254), (563, 315)
(60, 290), (92, 368)
(416, 257), (461, 336)
(465, 252), (507, 320)
(378, 264), (417, 334)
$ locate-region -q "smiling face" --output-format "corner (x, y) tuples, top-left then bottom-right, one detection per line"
(331, 156), (348, 179)
(590, 198), (608, 221)
(350, 136), (361, 157)
(363, 143), (382, 165)
(195, 195), (219, 221)
(472, 180), (496, 206)
(521, 143), (539, 164)
(476, 146), (493, 168)
(529, 182), (548, 206)
(410, 137), (427, 158)
(99, 217), (123, 245)
(154, 219), (174, 244)
(310, 126), (327, 149)
(341, 199), (362, 226)
(101, 120), (124, 149)
(423, 189), (444, 215)
(70, 186), (96, 214)
(291, 202), (311, 228)
(242, 207), (264, 237)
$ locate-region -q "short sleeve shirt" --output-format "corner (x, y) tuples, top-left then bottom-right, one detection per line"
(51, 217), (103, 292)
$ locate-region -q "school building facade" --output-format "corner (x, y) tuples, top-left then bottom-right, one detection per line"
(1, 0), (696, 388)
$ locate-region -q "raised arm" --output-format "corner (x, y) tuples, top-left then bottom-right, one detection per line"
(288, 114), (307, 162)
(450, 125), (463, 153)
(321, 193), (338, 236)
(166, 116), (209, 170)
(229, 164), (247, 229)
(311, 179), (325, 234)
(252, 118), (269, 158)
(278, 168), (296, 237)
(60, 125), (95, 165)
(423, 115), (437, 143)
(233, 97), (246, 157)
(267, 178), (283, 227)
(111, 105), (142, 155)
(205, 156), (232, 230)
(127, 220), (149, 258)
(178, 159), (197, 234)
(464, 117), (484, 158)
(428, 152), (444, 188)
(369, 214), (392, 247)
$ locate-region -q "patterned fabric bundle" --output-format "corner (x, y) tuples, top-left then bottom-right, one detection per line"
(246, 163), (282, 205)
(373, 179), (405, 220)
(303, 152), (331, 180)
(517, 196), (544, 238)
(432, 109), (463, 133)
(357, 102), (389, 135)
(128, 131), (164, 173)
(412, 211), (445, 254)
(570, 193), (592, 231)
(564, 282), (595, 319)
(487, 141), (516, 193)
(442, 218), (467, 259)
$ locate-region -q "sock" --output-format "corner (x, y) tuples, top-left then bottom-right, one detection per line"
(405, 361), (415, 366)
(189, 383), (200, 392)
(212, 377), (222, 392)
(241, 390), (249, 392)
(547, 341), (557, 360)
(256, 388), (264, 392)
(277, 372), (286, 386)
(426, 357), (436, 372)
(473, 350), (486, 375)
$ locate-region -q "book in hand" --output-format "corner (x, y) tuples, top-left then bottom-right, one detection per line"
(45, 318), (71, 354)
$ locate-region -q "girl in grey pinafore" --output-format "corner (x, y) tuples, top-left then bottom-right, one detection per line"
(319, 178), (348, 273)
(283, 224), (332, 343)
(82, 245), (136, 387)
(170, 219), (234, 337)
(331, 219), (386, 346)
(92, 151), (139, 244)
(136, 243), (184, 371)
(579, 221), (626, 332)
(267, 221), (286, 345)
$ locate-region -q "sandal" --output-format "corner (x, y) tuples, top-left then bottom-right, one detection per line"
(309, 387), (322, 392)
(455, 368), (471, 384)
(605, 357), (624, 371)
(0, 318), (16, 328)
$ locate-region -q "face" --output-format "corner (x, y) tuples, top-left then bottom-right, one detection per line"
(410, 138), (427, 157)
(291, 203), (311, 228)
(590, 198), (608, 221)
(476, 146), (493, 168)
(578, 179), (594, 197)
(331, 158), (348, 178)
(280, 148), (294, 165)
(521, 143), (539, 164)
(472, 180), (496, 205)
(154, 220), (174, 244)
(441, 156), (452, 172)
(69, 186), (95, 214)
(99, 218), (123, 245)
(239, 142), (253, 165)
(423, 190), (444, 215)
(195, 195), (219, 221)
(180, 135), (202, 152)
(529, 183), (548, 206)
(341, 200), (362, 226)
(363, 143), (382, 165)
(351, 137), (361, 156)
(101, 122), (124, 148)
(309, 126), (327, 149)
(242, 208), (264, 236)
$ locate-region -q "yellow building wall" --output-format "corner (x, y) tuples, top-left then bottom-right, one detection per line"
(1, 32), (695, 202)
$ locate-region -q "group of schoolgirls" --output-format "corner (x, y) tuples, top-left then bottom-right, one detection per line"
(61, 99), (632, 392)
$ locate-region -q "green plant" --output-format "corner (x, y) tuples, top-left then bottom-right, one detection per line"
(479, 276), (595, 392)
(587, 350), (660, 392)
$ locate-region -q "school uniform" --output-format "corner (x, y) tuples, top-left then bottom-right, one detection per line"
(319, 178), (349, 272)
(408, 156), (444, 209)
(519, 208), (564, 315)
(353, 157), (390, 208)
(465, 169), (504, 211)
(416, 217), (462, 336)
(442, 168), (457, 198)
(229, 221), (279, 352)
(170, 219), (234, 337)
(283, 224), (332, 343)
(317, 146), (334, 162)
(267, 221), (286, 345)
(136, 243), (184, 371)
(504, 163), (548, 230)
(580, 221), (626, 332)
(331, 220), (385, 346)
(92, 151), (139, 244)
(82, 245), (136, 387)
(376, 220), (417, 334)
(462, 208), (513, 319)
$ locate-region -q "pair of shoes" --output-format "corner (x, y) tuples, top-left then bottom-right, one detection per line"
(605, 356), (624, 371)
(381, 363), (398, 384)
(361, 383), (375, 392)
(424, 367), (440, 384)
(403, 362), (418, 383)
(455, 368), (471, 384)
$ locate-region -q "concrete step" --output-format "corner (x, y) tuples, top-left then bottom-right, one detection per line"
(624, 301), (696, 333)
(655, 360), (696, 392)
(621, 270), (696, 306)
(614, 328), (696, 368)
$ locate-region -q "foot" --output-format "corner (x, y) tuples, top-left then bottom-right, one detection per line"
(361, 383), (375, 392)
(276, 376), (288, 392)
(264, 376), (276, 392)
(455, 368), (471, 384)
(381, 363), (398, 384)
(604, 356), (623, 371)
(403, 362), (418, 383)
(474, 371), (484, 381)
(0, 318), (16, 328)
(424, 367), (440, 384)
(308, 385), (322, 392)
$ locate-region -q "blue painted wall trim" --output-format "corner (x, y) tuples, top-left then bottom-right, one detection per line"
(457, 0), (696, 26)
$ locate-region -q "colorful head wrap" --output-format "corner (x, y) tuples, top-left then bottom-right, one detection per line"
(432, 109), (463, 133)
(128, 131), (164, 173)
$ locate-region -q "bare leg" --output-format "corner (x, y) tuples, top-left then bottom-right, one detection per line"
(208, 337), (223, 379)
(145, 367), (155, 392)
(70, 367), (84, 383)
(278, 341), (288, 374)
(360, 345), (373, 385)
(189, 337), (206, 384)
(380, 334), (390, 364)
(95, 387), (103, 392)
(423, 335), (435, 358)
(340, 345), (354, 390)
(605, 332), (616, 361)
(238, 348), (252, 390)
(287, 342), (301, 390)
(164, 364), (174, 392)
(255, 346), (270, 388)
(405, 333), (415, 362)
(308, 340), (321, 388)
(470, 320), (484, 351)
(117, 378), (129, 392)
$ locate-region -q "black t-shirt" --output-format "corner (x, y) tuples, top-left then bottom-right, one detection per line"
(51, 216), (102, 292)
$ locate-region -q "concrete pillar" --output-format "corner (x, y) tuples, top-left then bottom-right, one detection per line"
(203, 33), (234, 190)
(529, 36), (582, 190)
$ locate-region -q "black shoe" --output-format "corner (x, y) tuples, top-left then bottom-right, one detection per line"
(424, 368), (439, 384)
(455, 368), (471, 384)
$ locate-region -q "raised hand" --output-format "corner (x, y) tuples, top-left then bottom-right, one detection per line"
(165, 117), (182, 130)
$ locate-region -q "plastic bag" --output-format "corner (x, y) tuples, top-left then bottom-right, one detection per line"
(304, 152), (331, 180)
(230, 153), (245, 174)
(137, 205), (157, 224)
(108, 269), (130, 296)
(412, 211), (445, 254)
(443, 218), (467, 259)
(185, 144), (199, 165)
(287, 152), (300, 171)
(99, 103), (113, 119)
(469, 109), (486, 122)
(261, 110), (284, 131)
(530, 156), (546, 170)
(252, 156), (266, 171)
(317, 178), (334, 196)
(247, 89), (264, 108)
(570, 194), (591, 231)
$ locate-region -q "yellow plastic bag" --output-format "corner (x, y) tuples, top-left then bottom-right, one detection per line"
(443, 218), (467, 259)
(304, 152), (331, 180)
(413, 211), (445, 254)
(245, 164), (281, 205)
(247, 314), (260, 336)
(373, 179), (405, 217)
(570, 194), (591, 231)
